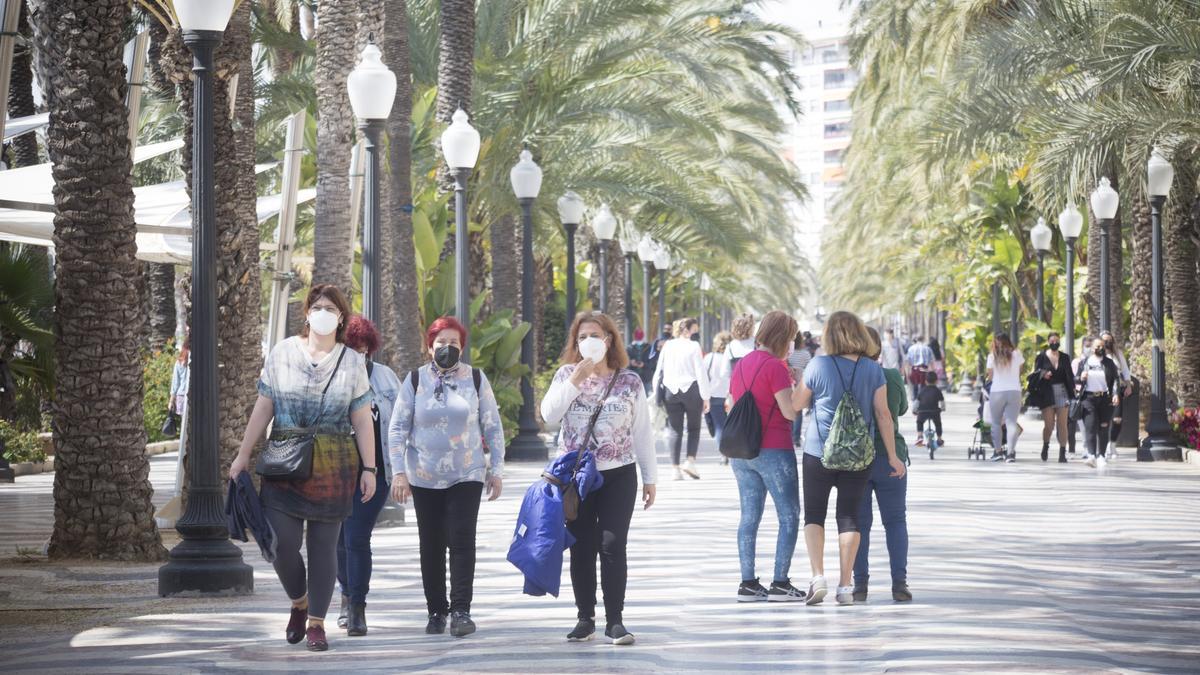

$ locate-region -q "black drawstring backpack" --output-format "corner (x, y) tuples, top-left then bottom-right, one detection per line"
(719, 358), (773, 460)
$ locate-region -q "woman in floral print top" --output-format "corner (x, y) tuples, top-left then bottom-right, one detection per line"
(540, 311), (657, 646)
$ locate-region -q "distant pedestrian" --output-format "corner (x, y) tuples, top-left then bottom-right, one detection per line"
(652, 317), (711, 480)
(705, 331), (734, 446)
(1033, 332), (1073, 463)
(986, 333), (1024, 463)
(914, 371), (944, 448)
(728, 311), (805, 603)
(794, 311), (904, 606)
(169, 335), (190, 428)
(540, 311), (657, 645)
(228, 284), (377, 652)
(928, 337), (947, 388)
(853, 326), (911, 603)
(628, 328), (651, 392)
(1099, 331), (1133, 454)
(880, 329), (903, 371)
(904, 335), (934, 401)
(726, 313), (756, 368)
(1077, 336), (1119, 468)
(787, 330), (813, 445)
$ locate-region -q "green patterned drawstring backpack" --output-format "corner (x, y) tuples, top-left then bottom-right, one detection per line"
(819, 357), (875, 471)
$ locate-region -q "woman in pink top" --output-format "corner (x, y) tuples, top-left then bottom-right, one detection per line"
(727, 311), (805, 603)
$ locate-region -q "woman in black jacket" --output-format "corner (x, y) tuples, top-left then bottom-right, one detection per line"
(1075, 337), (1119, 468)
(1033, 333), (1074, 463)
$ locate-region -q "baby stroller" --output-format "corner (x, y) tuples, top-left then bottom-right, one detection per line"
(967, 387), (993, 460)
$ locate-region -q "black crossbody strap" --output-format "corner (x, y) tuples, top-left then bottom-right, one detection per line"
(572, 369), (620, 474)
(308, 345), (347, 429)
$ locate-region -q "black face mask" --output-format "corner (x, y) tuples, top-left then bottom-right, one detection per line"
(434, 345), (461, 370)
(1094, 347), (1105, 356)
(1048, 342), (1060, 351)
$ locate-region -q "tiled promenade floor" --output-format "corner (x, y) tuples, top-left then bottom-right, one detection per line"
(2, 394), (1199, 673)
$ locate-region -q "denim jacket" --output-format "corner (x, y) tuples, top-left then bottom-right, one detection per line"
(369, 361), (402, 476)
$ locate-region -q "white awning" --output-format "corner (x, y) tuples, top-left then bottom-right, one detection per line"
(3, 112), (49, 142)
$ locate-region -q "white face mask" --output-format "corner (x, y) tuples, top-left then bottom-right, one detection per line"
(579, 336), (608, 363)
(308, 309), (339, 336)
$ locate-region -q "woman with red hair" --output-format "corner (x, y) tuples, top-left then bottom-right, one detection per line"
(388, 316), (505, 639)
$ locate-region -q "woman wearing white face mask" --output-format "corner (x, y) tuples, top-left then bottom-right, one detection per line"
(541, 311), (657, 645)
(229, 284), (376, 652)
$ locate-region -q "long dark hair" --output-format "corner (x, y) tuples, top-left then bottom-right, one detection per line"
(929, 337), (943, 361)
(991, 333), (1015, 366)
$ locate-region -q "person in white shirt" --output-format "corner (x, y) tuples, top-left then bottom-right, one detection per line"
(652, 317), (711, 480)
(704, 332), (733, 446)
(1077, 336), (1120, 467)
(985, 333), (1024, 462)
(1099, 331), (1133, 454)
(880, 329), (902, 371)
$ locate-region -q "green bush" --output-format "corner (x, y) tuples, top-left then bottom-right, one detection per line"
(0, 419), (45, 464)
(542, 300), (566, 370)
(144, 344), (178, 443)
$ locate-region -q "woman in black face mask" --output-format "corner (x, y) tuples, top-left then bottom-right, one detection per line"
(1099, 331), (1133, 454)
(387, 316), (506, 638)
(1076, 337), (1120, 467)
(1033, 333), (1074, 462)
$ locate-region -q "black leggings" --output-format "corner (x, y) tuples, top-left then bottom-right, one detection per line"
(802, 453), (870, 534)
(411, 481), (483, 615)
(1082, 395), (1114, 457)
(568, 462), (638, 627)
(665, 382), (703, 464)
(264, 508), (341, 620)
(916, 412), (942, 437)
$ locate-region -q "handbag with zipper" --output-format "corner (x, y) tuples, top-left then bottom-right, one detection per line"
(258, 345), (347, 481)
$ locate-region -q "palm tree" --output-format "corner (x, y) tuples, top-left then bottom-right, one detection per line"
(29, 0), (164, 560)
(7, 1), (37, 167)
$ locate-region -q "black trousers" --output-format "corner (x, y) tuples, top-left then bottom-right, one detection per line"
(916, 412), (942, 437)
(411, 481), (483, 615)
(568, 462), (638, 627)
(665, 382), (703, 464)
(1082, 394), (1114, 457)
(802, 453), (871, 534)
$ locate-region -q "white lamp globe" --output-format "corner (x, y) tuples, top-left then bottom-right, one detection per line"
(1031, 217), (1053, 252)
(1058, 203), (1084, 239)
(637, 236), (657, 263)
(618, 221), (639, 255)
(440, 108), (481, 169)
(700, 274), (712, 291)
(347, 43), (397, 121)
(509, 149), (542, 200)
(557, 191), (585, 225)
(1090, 176), (1119, 220)
(1147, 148), (1174, 198)
(653, 247), (671, 271)
(593, 204), (618, 241)
(175, 0), (235, 31)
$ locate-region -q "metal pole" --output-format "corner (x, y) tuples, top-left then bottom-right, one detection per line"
(658, 271), (666, 337)
(1009, 287), (1019, 343)
(623, 253), (634, 346)
(454, 167), (471, 361)
(0, 0), (23, 145)
(1099, 217), (1112, 333)
(642, 263), (653, 339)
(159, 30), (253, 597)
(360, 120), (384, 328)
(266, 110), (307, 351)
(991, 281), (1001, 335)
(508, 198), (547, 461)
(1065, 237), (1077, 356)
(1141, 196), (1181, 461)
(564, 222), (578, 333)
(1035, 251), (1045, 323)
(598, 240), (608, 313)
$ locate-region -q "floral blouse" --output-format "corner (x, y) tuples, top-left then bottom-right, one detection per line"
(387, 363), (506, 489)
(540, 365), (657, 484)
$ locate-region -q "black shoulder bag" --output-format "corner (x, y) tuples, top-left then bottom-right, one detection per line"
(1067, 358), (1088, 423)
(259, 346), (347, 480)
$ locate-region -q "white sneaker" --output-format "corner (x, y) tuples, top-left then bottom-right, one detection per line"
(683, 459), (700, 480)
(806, 576), (827, 605)
(1096, 455), (1108, 468)
(1085, 455), (1097, 468)
(835, 585), (855, 605)
(1080, 452), (1093, 462)
(1108, 450), (1118, 461)
(674, 466), (684, 481)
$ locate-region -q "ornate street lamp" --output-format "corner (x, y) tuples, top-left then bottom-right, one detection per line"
(159, 0), (253, 597)
(1058, 203), (1085, 358)
(637, 236), (657, 338)
(1030, 216), (1053, 323)
(1090, 177), (1120, 333)
(699, 273), (712, 349)
(618, 221), (639, 346)
(592, 203), (618, 312)
(441, 108), (481, 346)
(347, 40), (396, 329)
(654, 245), (671, 336)
(1141, 149), (1182, 462)
(557, 191), (585, 332)
(507, 149), (547, 461)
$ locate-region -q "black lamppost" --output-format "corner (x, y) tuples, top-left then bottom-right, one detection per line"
(1031, 216), (1052, 323)
(1058, 203), (1084, 357)
(1141, 149), (1182, 462)
(441, 108), (481, 348)
(507, 149), (547, 461)
(991, 281), (1001, 335)
(618, 223), (639, 345)
(557, 191), (585, 332)
(592, 203), (617, 312)
(699, 273), (712, 348)
(159, 0), (253, 597)
(637, 237), (657, 337)
(1090, 176), (1120, 333)
(347, 40), (396, 327)
(654, 246), (671, 334)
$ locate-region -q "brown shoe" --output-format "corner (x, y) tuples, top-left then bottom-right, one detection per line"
(286, 606), (307, 644)
(306, 624), (329, 651)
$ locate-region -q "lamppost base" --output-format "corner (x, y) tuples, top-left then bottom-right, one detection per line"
(507, 430), (549, 462)
(1138, 435), (1182, 462)
(158, 537), (254, 597)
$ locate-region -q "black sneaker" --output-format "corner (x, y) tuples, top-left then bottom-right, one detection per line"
(767, 579), (807, 602)
(852, 582), (868, 603)
(566, 618), (596, 642)
(605, 623), (635, 646)
(737, 578), (769, 602)
(1005, 453), (1015, 463)
(892, 582), (913, 602)
(425, 613), (447, 635)
(449, 611), (476, 638)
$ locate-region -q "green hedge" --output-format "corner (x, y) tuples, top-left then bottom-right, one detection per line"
(144, 344), (178, 443)
(0, 419), (45, 464)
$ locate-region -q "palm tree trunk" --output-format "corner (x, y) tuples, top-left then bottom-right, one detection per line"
(7, 1), (37, 167)
(1165, 169), (1200, 408)
(435, 0), (475, 285)
(312, 0), (359, 291)
(491, 213), (519, 315)
(31, 0), (165, 561)
(145, 262), (176, 349)
(1128, 196), (1152, 377)
(383, 0), (425, 373)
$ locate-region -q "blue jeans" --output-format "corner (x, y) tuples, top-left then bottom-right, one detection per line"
(731, 449), (800, 582)
(336, 474), (390, 604)
(709, 397), (727, 445)
(853, 452), (908, 586)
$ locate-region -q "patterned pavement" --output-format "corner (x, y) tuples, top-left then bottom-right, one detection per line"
(2, 394), (1199, 673)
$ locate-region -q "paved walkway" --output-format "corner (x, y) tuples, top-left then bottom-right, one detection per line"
(2, 394), (1199, 673)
